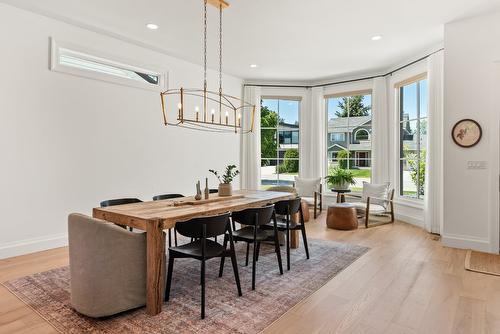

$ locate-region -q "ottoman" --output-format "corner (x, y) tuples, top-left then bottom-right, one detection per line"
(326, 203), (358, 230)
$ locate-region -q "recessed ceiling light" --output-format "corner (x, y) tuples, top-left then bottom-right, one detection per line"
(146, 23), (159, 30)
(250, 64), (258, 68)
(371, 35), (382, 41)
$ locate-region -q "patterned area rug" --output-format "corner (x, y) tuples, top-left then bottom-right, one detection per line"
(3, 239), (368, 334)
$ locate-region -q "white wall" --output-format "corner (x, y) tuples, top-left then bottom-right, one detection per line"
(442, 11), (500, 252)
(0, 4), (243, 259)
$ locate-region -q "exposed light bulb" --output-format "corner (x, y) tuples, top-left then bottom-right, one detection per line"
(195, 106), (200, 112)
(177, 102), (182, 109)
(211, 109), (215, 114)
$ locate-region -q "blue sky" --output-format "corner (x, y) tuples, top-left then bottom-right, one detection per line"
(261, 99), (299, 124)
(400, 79), (428, 121)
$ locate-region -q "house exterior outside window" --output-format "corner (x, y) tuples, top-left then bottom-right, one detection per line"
(326, 93), (372, 192)
(260, 98), (300, 189)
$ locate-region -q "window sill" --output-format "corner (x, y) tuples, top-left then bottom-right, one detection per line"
(394, 196), (424, 209)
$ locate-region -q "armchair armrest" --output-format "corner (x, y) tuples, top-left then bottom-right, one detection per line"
(344, 193), (362, 199)
(366, 196), (393, 203)
(313, 184), (323, 217)
(343, 194), (393, 203)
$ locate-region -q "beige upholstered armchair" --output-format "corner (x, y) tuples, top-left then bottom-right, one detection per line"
(266, 185), (310, 222)
(68, 213), (164, 317)
(345, 182), (395, 228)
(293, 177), (322, 219)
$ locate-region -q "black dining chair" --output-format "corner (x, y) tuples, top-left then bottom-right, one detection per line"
(152, 193), (184, 247)
(100, 198), (142, 232)
(152, 193), (184, 201)
(221, 205), (283, 290)
(165, 212), (242, 319)
(261, 197), (309, 271)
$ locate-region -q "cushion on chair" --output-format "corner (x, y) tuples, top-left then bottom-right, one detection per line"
(352, 202), (387, 214)
(300, 196), (314, 205)
(362, 182), (390, 207)
(294, 177), (321, 197)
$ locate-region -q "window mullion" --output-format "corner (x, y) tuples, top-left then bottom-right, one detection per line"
(416, 81), (421, 199)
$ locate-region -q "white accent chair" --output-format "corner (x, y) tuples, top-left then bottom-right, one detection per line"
(293, 177), (322, 219)
(346, 182), (395, 228)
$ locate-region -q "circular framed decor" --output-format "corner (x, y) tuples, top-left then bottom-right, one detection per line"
(451, 119), (482, 148)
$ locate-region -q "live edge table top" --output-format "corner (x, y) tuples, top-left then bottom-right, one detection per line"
(92, 190), (295, 230)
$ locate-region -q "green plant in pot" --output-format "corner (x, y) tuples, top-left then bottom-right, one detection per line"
(325, 167), (356, 190)
(209, 165), (240, 196)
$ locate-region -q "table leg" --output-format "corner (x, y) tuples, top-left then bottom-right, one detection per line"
(146, 219), (165, 315)
(290, 230), (299, 249)
(336, 193), (341, 203)
(340, 194), (345, 203)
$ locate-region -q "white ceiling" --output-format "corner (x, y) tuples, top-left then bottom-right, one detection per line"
(3, 0), (500, 81)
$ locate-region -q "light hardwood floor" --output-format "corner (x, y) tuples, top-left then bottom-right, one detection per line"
(1, 215), (500, 334)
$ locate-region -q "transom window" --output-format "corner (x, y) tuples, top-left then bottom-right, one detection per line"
(260, 98), (300, 189)
(326, 92), (372, 192)
(398, 77), (428, 199)
(50, 39), (165, 90)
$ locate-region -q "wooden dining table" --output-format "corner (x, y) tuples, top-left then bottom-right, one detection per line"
(92, 189), (295, 315)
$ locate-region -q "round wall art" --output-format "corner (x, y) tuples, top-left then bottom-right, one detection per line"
(451, 119), (482, 148)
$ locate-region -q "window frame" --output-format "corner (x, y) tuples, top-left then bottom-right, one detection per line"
(324, 90), (373, 192)
(353, 128), (370, 141)
(330, 132), (346, 142)
(260, 97), (301, 187)
(396, 74), (428, 200)
(50, 39), (167, 91)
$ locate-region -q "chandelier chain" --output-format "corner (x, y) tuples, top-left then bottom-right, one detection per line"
(219, 3), (222, 94)
(203, 0), (207, 89)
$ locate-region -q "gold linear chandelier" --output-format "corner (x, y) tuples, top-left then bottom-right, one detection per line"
(160, 0), (255, 134)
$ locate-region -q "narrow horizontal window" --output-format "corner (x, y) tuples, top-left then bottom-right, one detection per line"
(50, 39), (166, 91)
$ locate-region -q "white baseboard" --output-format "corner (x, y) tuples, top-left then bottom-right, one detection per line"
(396, 213), (424, 228)
(441, 233), (491, 252)
(0, 233), (68, 260)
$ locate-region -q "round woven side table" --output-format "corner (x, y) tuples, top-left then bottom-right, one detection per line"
(326, 203), (358, 230)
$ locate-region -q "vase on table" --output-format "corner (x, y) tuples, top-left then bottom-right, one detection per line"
(218, 183), (232, 197)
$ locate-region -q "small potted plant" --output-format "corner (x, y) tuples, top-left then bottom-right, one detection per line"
(325, 167), (356, 190)
(209, 165), (240, 196)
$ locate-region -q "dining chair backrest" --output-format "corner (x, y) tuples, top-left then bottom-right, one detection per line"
(274, 197), (301, 216)
(152, 194), (184, 201)
(100, 198), (142, 208)
(175, 212), (231, 239)
(231, 205), (275, 227)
